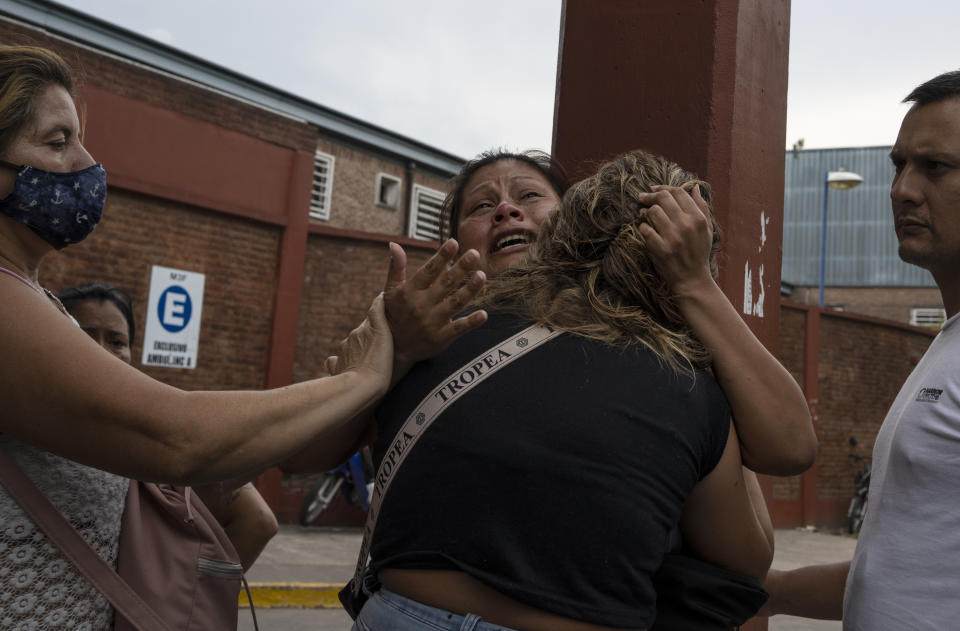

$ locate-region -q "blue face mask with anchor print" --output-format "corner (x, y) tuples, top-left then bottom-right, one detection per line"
(0, 160), (107, 249)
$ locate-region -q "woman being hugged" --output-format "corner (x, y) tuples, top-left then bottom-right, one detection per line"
(357, 150), (774, 631)
(387, 149), (814, 476)
(0, 45), (404, 630)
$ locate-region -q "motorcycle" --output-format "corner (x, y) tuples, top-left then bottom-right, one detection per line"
(847, 437), (871, 535)
(299, 451), (374, 526)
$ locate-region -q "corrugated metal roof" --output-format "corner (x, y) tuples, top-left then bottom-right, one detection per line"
(782, 146), (936, 287)
(0, 0), (466, 176)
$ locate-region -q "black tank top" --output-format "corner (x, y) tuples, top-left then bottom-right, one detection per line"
(371, 313), (730, 628)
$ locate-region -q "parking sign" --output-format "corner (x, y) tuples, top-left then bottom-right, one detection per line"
(142, 265), (205, 369)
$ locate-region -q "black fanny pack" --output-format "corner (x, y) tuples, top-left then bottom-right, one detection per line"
(651, 552), (769, 630)
(339, 568), (378, 619)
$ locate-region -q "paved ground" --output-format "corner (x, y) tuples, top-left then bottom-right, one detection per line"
(239, 607), (352, 630)
(244, 526), (361, 585)
(239, 527), (360, 631)
(238, 525), (858, 631)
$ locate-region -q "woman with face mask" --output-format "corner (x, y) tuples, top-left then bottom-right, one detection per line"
(0, 44), (414, 631)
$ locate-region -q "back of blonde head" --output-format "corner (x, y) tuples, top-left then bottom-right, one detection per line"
(476, 150), (720, 374)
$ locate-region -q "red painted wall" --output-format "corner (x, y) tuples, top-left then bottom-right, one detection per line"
(82, 86), (298, 226)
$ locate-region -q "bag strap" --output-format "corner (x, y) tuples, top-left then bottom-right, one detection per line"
(350, 323), (563, 596)
(0, 450), (172, 631)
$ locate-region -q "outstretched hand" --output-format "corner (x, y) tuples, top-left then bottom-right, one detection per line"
(383, 239), (488, 370)
(334, 293), (394, 391)
(636, 185), (716, 296)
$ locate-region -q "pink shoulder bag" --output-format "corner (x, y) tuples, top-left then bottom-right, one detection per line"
(0, 450), (259, 631)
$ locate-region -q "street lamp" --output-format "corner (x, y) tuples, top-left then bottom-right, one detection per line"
(819, 169), (864, 307)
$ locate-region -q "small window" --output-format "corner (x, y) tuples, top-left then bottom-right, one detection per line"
(910, 307), (946, 327)
(375, 173), (402, 209)
(309, 151), (335, 221)
(407, 184), (445, 241)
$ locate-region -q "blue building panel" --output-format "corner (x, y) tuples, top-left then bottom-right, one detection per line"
(782, 146), (936, 287)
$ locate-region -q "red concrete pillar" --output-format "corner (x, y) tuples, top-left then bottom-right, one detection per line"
(258, 149), (314, 509)
(554, 3), (791, 629)
(553, 0), (789, 347)
(264, 150), (314, 390)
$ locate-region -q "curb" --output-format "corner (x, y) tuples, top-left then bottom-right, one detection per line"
(240, 582), (343, 609)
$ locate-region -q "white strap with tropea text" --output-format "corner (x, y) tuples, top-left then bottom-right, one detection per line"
(350, 323), (563, 596)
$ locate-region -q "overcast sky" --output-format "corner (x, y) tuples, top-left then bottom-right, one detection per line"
(55, 0), (960, 159)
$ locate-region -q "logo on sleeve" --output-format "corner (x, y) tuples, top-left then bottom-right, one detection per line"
(916, 388), (943, 402)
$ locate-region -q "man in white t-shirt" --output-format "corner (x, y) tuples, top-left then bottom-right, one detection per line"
(762, 71), (960, 629)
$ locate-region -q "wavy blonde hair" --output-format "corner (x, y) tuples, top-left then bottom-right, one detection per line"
(475, 150), (721, 375)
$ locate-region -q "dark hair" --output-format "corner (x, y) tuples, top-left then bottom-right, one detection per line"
(440, 149), (570, 241)
(903, 70), (960, 106)
(57, 283), (135, 342)
(0, 45), (76, 156)
(475, 149), (719, 375)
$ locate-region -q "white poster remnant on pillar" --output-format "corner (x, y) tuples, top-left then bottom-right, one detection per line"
(142, 265), (205, 369)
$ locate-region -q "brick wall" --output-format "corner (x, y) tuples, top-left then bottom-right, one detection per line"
(778, 307), (806, 388)
(788, 285), (944, 325)
(773, 307), (806, 502)
(815, 314), (931, 500)
(774, 304), (935, 527)
(317, 137), (450, 236)
(39, 189), (281, 391)
(291, 235), (433, 381)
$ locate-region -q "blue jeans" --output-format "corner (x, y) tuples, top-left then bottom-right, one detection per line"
(351, 588), (519, 631)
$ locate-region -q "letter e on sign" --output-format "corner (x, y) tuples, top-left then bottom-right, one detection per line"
(158, 286), (192, 333)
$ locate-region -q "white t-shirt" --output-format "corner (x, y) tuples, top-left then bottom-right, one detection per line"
(844, 312), (960, 629)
